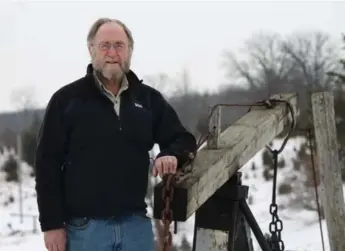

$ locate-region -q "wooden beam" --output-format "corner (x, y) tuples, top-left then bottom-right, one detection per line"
(311, 92), (345, 251)
(177, 93), (298, 219)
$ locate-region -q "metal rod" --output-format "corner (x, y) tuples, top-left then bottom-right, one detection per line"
(239, 199), (272, 251)
(227, 201), (239, 251)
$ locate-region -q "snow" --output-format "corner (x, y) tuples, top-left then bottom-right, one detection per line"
(0, 139), (344, 251)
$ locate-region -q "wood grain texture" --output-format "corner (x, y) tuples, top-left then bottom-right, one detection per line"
(178, 93), (299, 219)
(311, 92), (345, 251)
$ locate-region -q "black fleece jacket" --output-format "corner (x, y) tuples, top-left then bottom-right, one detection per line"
(34, 64), (197, 232)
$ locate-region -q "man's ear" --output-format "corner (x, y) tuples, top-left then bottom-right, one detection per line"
(88, 44), (94, 57)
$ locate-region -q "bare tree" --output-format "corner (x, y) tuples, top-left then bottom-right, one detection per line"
(10, 86), (37, 112)
(145, 69), (208, 136)
(222, 30), (338, 127)
(173, 68), (192, 96)
(143, 73), (177, 98)
(222, 30), (337, 96)
(221, 29), (338, 211)
(281, 31), (336, 89)
(280, 31), (338, 131)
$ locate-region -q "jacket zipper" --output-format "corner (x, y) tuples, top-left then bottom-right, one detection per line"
(115, 99), (122, 131)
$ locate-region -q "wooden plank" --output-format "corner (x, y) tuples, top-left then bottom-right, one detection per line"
(177, 93), (298, 219)
(311, 92), (345, 251)
(194, 229), (228, 251)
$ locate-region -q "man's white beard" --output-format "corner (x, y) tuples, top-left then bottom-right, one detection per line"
(102, 65), (123, 81)
(92, 56), (131, 82)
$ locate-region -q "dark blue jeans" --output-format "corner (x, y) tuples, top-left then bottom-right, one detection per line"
(65, 214), (155, 251)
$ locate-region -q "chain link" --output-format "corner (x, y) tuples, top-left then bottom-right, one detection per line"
(268, 150), (285, 251)
(161, 173), (177, 251)
(269, 203), (285, 251)
(159, 151), (196, 251)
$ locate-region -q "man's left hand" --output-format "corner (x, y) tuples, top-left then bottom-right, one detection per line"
(152, 156), (178, 177)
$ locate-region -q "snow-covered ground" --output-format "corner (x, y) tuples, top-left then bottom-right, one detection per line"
(0, 138), (344, 251)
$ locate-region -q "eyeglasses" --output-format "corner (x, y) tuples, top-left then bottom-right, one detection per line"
(97, 41), (126, 52)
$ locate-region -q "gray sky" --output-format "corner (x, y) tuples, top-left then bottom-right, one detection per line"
(1, 0), (344, 112)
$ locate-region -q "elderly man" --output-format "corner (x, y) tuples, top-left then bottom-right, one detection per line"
(34, 18), (197, 251)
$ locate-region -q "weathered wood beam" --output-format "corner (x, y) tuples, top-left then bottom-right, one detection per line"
(311, 92), (345, 251)
(177, 93), (298, 219)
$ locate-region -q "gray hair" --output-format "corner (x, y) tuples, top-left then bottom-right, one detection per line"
(87, 18), (134, 51)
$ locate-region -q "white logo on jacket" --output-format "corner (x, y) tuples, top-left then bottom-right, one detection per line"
(134, 102), (143, 108)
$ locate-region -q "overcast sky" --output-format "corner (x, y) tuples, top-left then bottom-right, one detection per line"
(1, 0), (344, 112)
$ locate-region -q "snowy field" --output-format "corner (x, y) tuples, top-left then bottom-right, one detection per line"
(0, 138), (344, 251)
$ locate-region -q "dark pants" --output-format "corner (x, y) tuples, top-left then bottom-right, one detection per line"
(65, 214), (155, 251)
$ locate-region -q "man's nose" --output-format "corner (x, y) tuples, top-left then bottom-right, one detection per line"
(106, 47), (118, 56)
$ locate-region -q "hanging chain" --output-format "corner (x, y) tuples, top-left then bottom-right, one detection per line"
(264, 99), (295, 251)
(159, 152), (196, 251)
(267, 150), (285, 251)
(161, 173), (177, 251)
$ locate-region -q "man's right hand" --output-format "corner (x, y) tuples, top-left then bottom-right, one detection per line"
(44, 228), (66, 251)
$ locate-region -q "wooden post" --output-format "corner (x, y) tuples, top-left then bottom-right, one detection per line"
(193, 228), (228, 251)
(192, 173), (254, 251)
(195, 104), (228, 250)
(207, 105), (221, 149)
(311, 92), (345, 251)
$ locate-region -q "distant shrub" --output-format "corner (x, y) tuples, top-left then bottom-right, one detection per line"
(278, 182), (293, 195)
(1, 154), (19, 182)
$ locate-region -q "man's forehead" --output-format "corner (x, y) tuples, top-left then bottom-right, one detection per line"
(95, 22), (128, 41)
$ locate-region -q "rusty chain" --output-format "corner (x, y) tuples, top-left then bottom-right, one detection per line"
(160, 153), (196, 250)
(161, 173), (177, 251)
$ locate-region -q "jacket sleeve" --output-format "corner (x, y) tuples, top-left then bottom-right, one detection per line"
(34, 92), (66, 232)
(153, 92), (197, 169)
